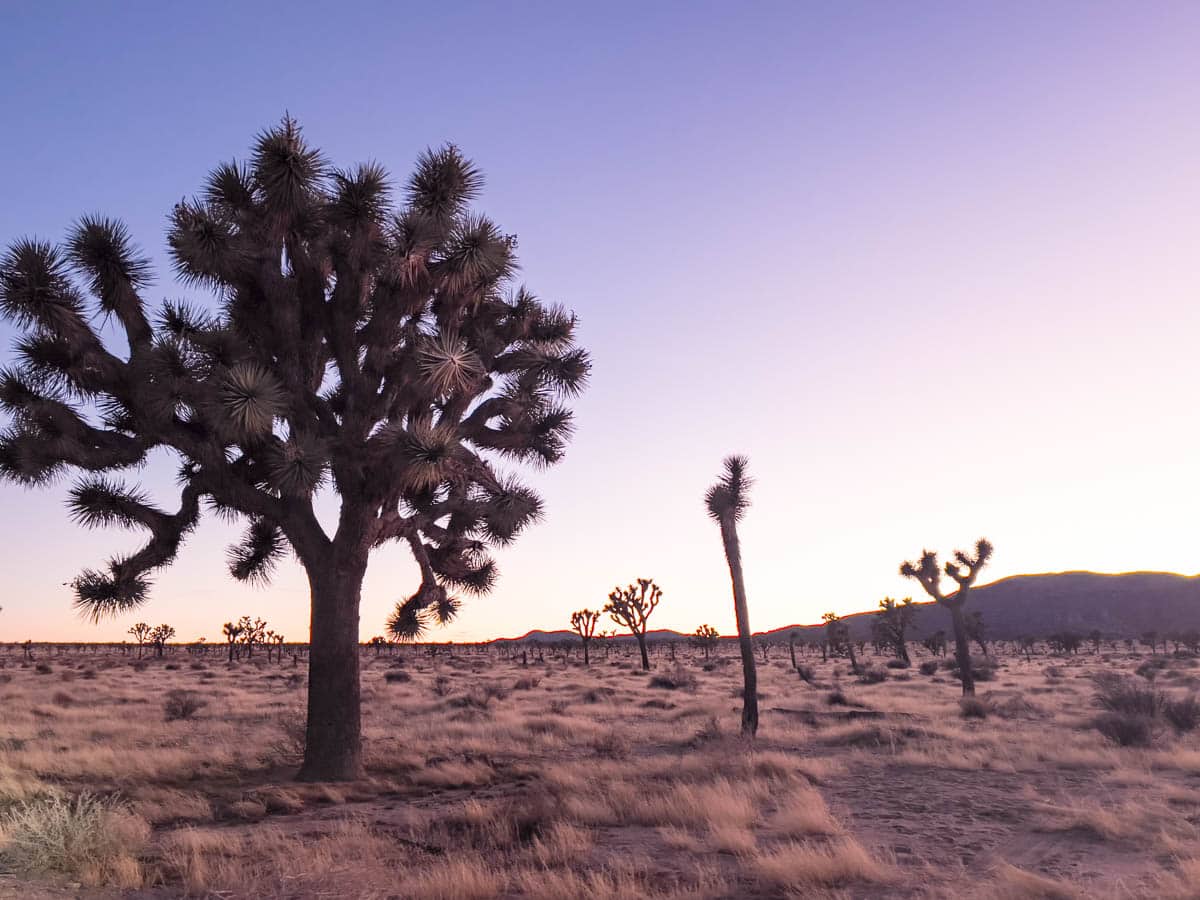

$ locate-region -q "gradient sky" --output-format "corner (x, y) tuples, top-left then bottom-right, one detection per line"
(2, 2), (1199, 644)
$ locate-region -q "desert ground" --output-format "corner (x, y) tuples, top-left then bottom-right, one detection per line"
(1, 642), (1198, 899)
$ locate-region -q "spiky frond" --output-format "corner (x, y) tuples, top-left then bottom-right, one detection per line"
(418, 331), (485, 397)
(705, 455), (752, 522)
(407, 144), (482, 219)
(216, 363), (284, 437)
(226, 519), (286, 585)
(68, 478), (154, 529)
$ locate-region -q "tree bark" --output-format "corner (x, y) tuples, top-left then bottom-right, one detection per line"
(582, 638), (590, 666)
(297, 557), (365, 782)
(948, 604), (975, 697)
(720, 518), (758, 738)
(635, 633), (649, 671)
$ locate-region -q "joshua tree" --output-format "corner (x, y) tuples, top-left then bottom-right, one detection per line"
(0, 119), (588, 780)
(149, 623), (175, 657)
(128, 622), (152, 659)
(604, 579), (662, 671)
(822, 612), (858, 672)
(876, 597), (915, 664)
(222, 621), (243, 663)
(900, 538), (993, 696)
(922, 630), (947, 658)
(569, 608), (601, 666)
(238, 616), (267, 658)
(705, 455), (757, 737)
(1017, 635), (1037, 662)
(693, 624), (720, 660)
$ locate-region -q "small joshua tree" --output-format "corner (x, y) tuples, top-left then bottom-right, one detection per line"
(693, 624), (720, 660)
(604, 579), (662, 671)
(222, 621), (243, 663)
(705, 455), (758, 737)
(822, 612), (858, 673)
(876, 597), (915, 664)
(922, 630), (947, 658)
(128, 622), (152, 659)
(239, 616), (267, 658)
(149, 623), (175, 657)
(569, 608), (601, 666)
(900, 538), (993, 696)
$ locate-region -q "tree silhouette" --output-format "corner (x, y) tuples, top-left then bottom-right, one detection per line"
(222, 621), (244, 663)
(128, 623), (152, 659)
(149, 623), (175, 657)
(569, 608), (601, 666)
(822, 612), (858, 672)
(876, 597), (915, 664)
(0, 119), (589, 780)
(705, 455), (758, 737)
(692, 624), (720, 660)
(604, 579), (662, 671)
(900, 538), (993, 696)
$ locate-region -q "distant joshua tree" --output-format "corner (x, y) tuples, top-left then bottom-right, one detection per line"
(965, 610), (988, 657)
(900, 538), (993, 696)
(604, 579), (662, 671)
(128, 622), (152, 659)
(922, 630), (947, 658)
(876, 597), (916, 664)
(149, 623), (175, 657)
(0, 118), (589, 780)
(693, 624), (720, 660)
(822, 612), (858, 673)
(238, 616), (267, 658)
(705, 455), (758, 738)
(222, 621), (244, 663)
(569, 608), (601, 666)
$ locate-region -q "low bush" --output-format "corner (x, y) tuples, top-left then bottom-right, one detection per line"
(959, 697), (989, 719)
(0, 793), (147, 887)
(1095, 676), (1164, 718)
(649, 665), (698, 691)
(34, 663), (52, 675)
(885, 658), (909, 669)
(857, 666), (887, 685)
(1164, 694), (1200, 733)
(1094, 712), (1155, 747)
(918, 660), (939, 676)
(383, 670), (412, 683)
(163, 690), (207, 722)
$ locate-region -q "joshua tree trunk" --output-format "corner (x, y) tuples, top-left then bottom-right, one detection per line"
(298, 556), (365, 782)
(788, 634), (798, 671)
(949, 604), (975, 697)
(635, 633), (649, 671)
(582, 639), (590, 666)
(719, 517), (758, 737)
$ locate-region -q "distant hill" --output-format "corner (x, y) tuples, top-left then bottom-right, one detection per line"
(491, 572), (1200, 644)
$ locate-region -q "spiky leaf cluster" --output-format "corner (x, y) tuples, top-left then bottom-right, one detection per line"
(0, 118), (590, 626)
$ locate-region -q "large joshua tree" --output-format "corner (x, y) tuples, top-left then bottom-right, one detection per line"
(900, 539), (993, 697)
(705, 455), (757, 737)
(0, 118), (590, 780)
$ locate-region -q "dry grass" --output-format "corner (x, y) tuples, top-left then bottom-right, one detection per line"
(0, 645), (1195, 897)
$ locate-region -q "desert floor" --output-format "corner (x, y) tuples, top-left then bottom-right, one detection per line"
(0, 644), (1198, 899)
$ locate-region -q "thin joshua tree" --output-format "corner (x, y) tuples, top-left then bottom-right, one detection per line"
(569, 608), (601, 666)
(900, 538), (993, 696)
(705, 454), (758, 738)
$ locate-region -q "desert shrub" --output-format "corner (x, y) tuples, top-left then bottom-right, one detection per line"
(946, 655), (995, 682)
(1136, 657), (1170, 680)
(51, 692), (74, 708)
(582, 687), (615, 703)
(796, 664), (816, 684)
(885, 658), (909, 669)
(265, 713), (307, 766)
(432, 675), (452, 696)
(130, 660), (148, 672)
(649, 665), (697, 691)
(34, 663), (52, 675)
(1094, 712), (1155, 747)
(591, 731), (630, 759)
(80, 669), (97, 680)
(512, 676), (541, 691)
(0, 793), (147, 886)
(164, 663), (180, 671)
(383, 670), (412, 683)
(188, 661), (206, 671)
(857, 666), (887, 685)
(826, 689), (850, 706)
(959, 697), (989, 719)
(1164, 694), (1200, 733)
(163, 690), (207, 722)
(1095, 676), (1164, 718)
(918, 660), (939, 676)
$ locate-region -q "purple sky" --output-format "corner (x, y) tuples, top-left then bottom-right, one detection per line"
(2, 2), (1200, 643)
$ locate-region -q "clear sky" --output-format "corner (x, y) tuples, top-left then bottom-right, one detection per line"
(2, 1), (1199, 644)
